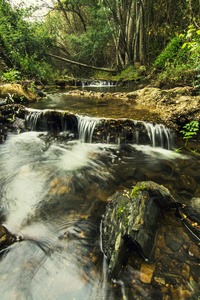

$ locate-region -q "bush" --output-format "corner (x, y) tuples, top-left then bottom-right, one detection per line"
(154, 25), (200, 85)
(0, 1), (57, 82)
(154, 37), (188, 69)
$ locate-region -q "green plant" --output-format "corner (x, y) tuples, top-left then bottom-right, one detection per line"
(5, 93), (14, 104)
(180, 121), (199, 147)
(181, 25), (200, 88)
(125, 216), (128, 229)
(131, 183), (149, 198)
(176, 121), (200, 155)
(117, 202), (126, 219)
(2, 70), (21, 82)
(154, 37), (186, 69)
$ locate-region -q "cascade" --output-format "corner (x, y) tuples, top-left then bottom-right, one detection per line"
(93, 119), (174, 149)
(143, 122), (173, 149)
(25, 109), (173, 149)
(25, 109), (78, 133)
(77, 116), (100, 143)
(25, 110), (43, 131)
(81, 79), (117, 88)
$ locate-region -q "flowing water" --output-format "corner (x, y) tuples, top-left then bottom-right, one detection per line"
(28, 91), (159, 122)
(0, 90), (200, 299)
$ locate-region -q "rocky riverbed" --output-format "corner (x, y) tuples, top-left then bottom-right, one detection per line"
(66, 85), (200, 131)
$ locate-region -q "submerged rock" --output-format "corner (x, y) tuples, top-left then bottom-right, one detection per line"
(101, 181), (179, 278)
(184, 197), (200, 224)
(177, 198), (200, 244)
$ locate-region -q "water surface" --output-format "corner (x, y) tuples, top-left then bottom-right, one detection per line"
(1, 89), (200, 299)
(0, 130), (200, 299)
(28, 91), (159, 122)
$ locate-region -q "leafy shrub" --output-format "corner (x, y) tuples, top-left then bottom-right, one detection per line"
(180, 121), (199, 146)
(1, 70), (21, 82)
(154, 24), (200, 85)
(0, 1), (57, 82)
(154, 37), (188, 69)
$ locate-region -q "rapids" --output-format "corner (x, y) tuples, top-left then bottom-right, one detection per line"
(0, 90), (200, 299)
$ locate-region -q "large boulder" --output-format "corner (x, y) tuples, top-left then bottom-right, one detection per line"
(0, 83), (36, 102)
(101, 181), (179, 278)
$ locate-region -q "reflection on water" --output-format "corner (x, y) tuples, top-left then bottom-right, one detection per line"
(0, 131), (200, 299)
(28, 92), (159, 122)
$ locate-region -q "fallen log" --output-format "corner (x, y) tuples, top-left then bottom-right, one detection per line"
(48, 53), (117, 73)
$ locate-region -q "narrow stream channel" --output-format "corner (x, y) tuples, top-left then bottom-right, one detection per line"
(0, 90), (200, 299)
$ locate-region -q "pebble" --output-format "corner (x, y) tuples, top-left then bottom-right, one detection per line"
(140, 263), (156, 284)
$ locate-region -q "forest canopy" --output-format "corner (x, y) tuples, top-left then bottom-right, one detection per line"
(0, 0), (200, 84)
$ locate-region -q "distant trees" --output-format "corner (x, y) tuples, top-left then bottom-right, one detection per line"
(43, 0), (200, 69)
(0, 0), (200, 81)
(0, 0), (57, 81)
(100, 0), (147, 67)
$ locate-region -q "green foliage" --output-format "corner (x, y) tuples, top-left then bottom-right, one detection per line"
(155, 24), (200, 85)
(176, 121), (200, 156)
(181, 25), (200, 88)
(154, 37), (188, 69)
(68, 18), (112, 66)
(180, 121), (199, 146)
(130, 183), (149, 198)
(0, 1), (57, 82)
(115, 65), (137, 81)
(117, 202), (126, 219)
(1, 70), (21, 82)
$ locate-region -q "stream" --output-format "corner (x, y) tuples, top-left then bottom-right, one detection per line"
(0, 87), (200, 299)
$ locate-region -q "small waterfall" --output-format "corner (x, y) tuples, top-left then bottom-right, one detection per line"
(93, 119), (174, 149)
(144, 123), (172, 149)
(25, 110), (43, 131)
(77, 116), (100, 143)
(25, 109), (78, 133)
(24, 109), (173, 149)
(82, 79), (116, 88)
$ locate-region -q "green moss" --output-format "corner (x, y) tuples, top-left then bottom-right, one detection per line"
(125, 216), (128, 229)
(130, 183), (149, 198)
(117, 202), (126, 219)
(115, 65), (139, 81)
(63, 111), (69, 116)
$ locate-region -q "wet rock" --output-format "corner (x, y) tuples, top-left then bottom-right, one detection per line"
(188, 244), (200, 259)
(152, 276), (166, 287)
(177, 199), (200, 245)
(12, 117), (26, 131)
(184, 197), (200, 224)
(175, 175), (197, 193)
(0, 224), (17, 250)
(164, 227), (182, 252)
(0, 104), (27, 143)
(181, 263), (190, 280)
(171, 286), (191, 300)
(140, 262), (156, 283)
(101, 181), (179, 278)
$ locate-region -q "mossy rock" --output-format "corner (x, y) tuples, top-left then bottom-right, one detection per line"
(0, 84), (36, 102)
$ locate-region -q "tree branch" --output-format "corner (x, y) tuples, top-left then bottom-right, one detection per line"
(48, 53), (117, 73)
